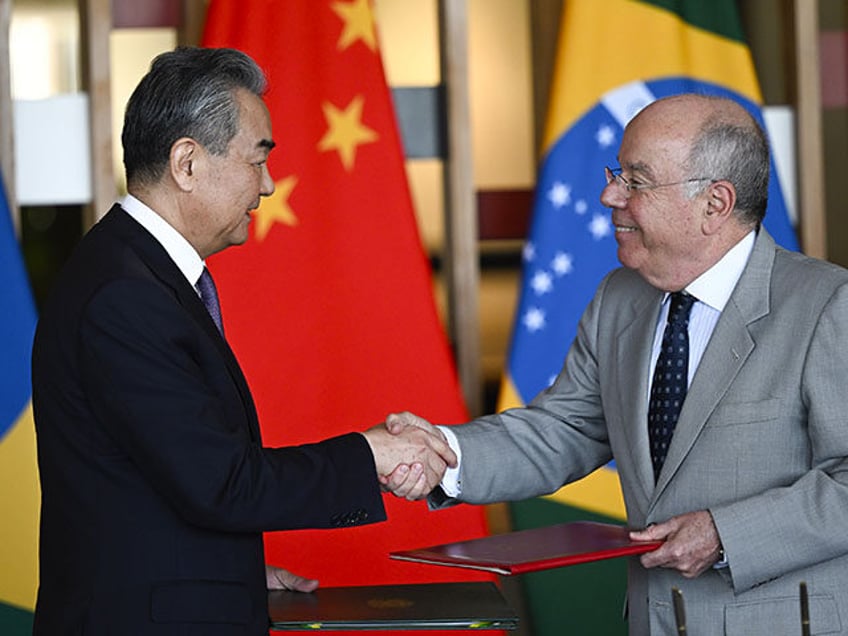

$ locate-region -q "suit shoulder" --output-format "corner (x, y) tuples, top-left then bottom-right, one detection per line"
(600, 266), (654, 299)
(38, 212), (181, 338)
(773, 246), (848, 290)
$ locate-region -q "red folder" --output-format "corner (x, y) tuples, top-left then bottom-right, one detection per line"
(390, 521), (662, 575)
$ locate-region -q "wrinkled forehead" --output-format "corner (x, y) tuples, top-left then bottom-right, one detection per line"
(618, 110), (699, 175)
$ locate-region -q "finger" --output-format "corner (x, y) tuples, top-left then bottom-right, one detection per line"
(388, 411), (435, 435)
(413, 428), (456, 468)
(639, 545), (668, 570)
(385, 413), (406, 434)
(383, 463), (411, 492)
(384, 463), (428, 499)
(420, 455), (448, 493)
(286, 575), (320, 593)
(630, 520), (673, 542)
(392, 425), (456, 470)
(266, 566), (320, 592)
(392, 463), (424, 499)
(436, 438), (457, 468)
(403, 471), (430, 501)
(629, 529), (655, 542)
(393, 464), (427, 500)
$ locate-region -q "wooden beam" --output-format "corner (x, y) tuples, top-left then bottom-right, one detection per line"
(178, 0), (206, 47)
(529, 0), (563, 157)
(0, 0), (17, 234)
(793, 0), (827, 258)
(438, 0), (482, 417)
(80, 0), (117, 227)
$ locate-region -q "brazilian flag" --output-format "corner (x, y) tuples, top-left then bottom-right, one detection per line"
(0, 171), (39, 634)
(498, 1), (798, 633)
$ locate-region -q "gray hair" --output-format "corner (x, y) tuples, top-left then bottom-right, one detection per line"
(685, 102), (770, 227)
(122, 47), (267, 187)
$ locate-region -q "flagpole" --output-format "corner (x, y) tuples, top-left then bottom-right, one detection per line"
(0, 0), (16, 235)
(178, 0), (206, 47)
(438, 0), (483, 416)
(793, 0), (826, 259)
(79, 0), (117, 228)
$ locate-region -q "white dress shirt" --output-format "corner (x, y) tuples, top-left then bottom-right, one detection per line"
(121, 194), (207, 291)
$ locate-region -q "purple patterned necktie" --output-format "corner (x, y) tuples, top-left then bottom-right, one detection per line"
(648, 291), (696, 481)
(196, 267), (224, 335)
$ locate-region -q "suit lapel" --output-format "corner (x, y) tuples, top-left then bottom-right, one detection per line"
(613, 285), (665, 506)
(104, 206), (263, 443)
(651, 230), (775, 502)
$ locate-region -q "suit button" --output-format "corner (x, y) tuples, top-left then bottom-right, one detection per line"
(331, 509), (369, 526)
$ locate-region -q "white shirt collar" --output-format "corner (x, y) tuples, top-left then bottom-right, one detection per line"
(121, 194), (206, 287)
(684, 230), (756, 312)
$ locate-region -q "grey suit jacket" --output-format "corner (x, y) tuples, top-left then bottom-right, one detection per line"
(447, 230), (848, 635)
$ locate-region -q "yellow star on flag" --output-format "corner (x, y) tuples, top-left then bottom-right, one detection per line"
(331, 0), (376, 51)
(318, 95), (379, 171)
(252, 175), (298, 241)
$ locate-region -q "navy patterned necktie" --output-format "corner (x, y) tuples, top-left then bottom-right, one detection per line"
(648, 291), (696, 481)
(196, 268), (224, 335)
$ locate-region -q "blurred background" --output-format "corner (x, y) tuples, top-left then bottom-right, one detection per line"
(2, 1), (848, 634)
(4, 0), (846, 416)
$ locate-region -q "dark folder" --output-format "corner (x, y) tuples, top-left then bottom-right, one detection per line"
(268, 581), (519, 631)
(390, 521), (662, 576)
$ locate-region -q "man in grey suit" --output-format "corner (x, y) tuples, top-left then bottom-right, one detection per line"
(385, 93), (848, 634)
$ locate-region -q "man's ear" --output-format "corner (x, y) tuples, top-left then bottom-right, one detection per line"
(170, 137), (199, 191)
(702, 180), (736, 235)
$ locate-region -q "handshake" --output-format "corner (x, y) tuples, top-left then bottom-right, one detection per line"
(362, 412), (453, 501)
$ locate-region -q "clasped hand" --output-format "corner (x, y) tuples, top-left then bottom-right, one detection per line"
(363, 411), (452, 500)
(630, 510), (723, 578)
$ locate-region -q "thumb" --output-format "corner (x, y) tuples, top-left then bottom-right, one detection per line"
(385, 412), (406, 434)
(386, 411), (428, 434)
(630, 524), (662, 542)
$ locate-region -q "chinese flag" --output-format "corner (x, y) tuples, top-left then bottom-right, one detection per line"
(202, 1), (496, 631)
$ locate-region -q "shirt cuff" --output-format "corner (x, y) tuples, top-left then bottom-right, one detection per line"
(713, 546), (729, 569)
(437, 425), (462, 497)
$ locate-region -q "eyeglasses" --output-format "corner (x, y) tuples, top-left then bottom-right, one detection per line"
(604, 166), (714, 195)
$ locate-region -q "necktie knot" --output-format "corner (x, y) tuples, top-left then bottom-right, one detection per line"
(196, 268), (224, 334)
(668, 291), (696, 327)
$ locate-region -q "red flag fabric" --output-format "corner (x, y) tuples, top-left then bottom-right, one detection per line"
(202, 1), (496, 631)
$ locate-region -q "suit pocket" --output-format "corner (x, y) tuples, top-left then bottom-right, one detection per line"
(151, 580), (251, 625)
(725, 593), (841, 634)
(706, 397), (782, 427)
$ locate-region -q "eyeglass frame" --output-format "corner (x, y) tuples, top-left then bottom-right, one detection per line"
(604, 166), (716, 194)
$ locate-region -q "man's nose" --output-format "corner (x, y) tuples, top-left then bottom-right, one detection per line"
(600, 180), (627, 208)
(260, 165), (275, 197)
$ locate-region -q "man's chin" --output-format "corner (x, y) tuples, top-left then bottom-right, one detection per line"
(616, 246), (637, 270)
(227, 227), (251, 248)
(234, 217), (252, 245)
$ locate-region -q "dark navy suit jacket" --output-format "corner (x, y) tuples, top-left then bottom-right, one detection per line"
(32, 205), (386, 635)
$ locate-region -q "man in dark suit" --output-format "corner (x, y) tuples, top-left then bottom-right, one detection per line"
(386, 94), (848, 634)
(31, 47), (452, 635)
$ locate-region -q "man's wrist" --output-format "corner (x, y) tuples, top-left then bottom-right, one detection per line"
(437, 425), (462, 496)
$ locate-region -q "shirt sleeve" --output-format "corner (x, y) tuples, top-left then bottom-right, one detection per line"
(437, 425), (463, 497)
